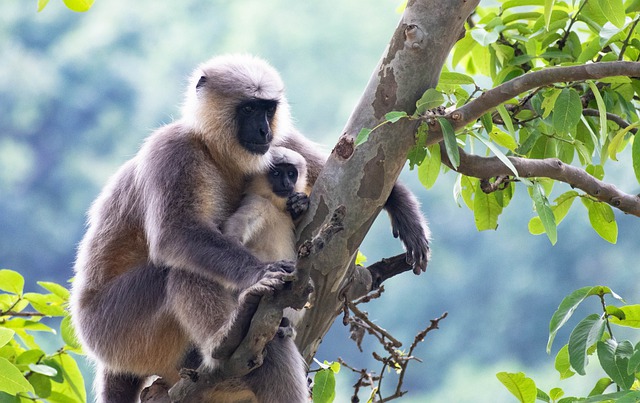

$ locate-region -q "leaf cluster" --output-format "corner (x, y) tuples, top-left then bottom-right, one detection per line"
(358, 0), (640, 245)
(0, 269), (85, 403)
(499, 286), (640, 402)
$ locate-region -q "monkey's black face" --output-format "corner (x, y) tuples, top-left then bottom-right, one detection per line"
(236, 99), (278, 155)
(268, 163), (298, 198)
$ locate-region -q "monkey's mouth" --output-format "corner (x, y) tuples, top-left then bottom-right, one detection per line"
(242, 141), (270, 155)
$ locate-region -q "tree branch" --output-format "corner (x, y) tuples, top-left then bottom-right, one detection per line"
(582, 108), (637, 134)
(440, 144), (640, 217)
(295, 0), (479, 364)
(426, 61), (640, 146)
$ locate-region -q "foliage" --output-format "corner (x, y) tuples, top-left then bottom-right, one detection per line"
(360, 0), (640, 246)
(312, 360), (341, 403)
(0, 269), (85, 402)
(498, 286), (640, 402)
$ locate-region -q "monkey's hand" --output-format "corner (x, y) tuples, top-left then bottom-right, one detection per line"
(391, 217), (430, 275)
(286, 192), (309, 220)
(385, 184), (431, 274)
(276, 316), (296, 339)
(246, 260), (297, 295)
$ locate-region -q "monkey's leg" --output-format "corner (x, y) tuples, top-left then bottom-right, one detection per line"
(97, 369), (145, 403)
(166, 269), (238, 368)
(74, 264), (190, 399)
(244, 335), (309, 403)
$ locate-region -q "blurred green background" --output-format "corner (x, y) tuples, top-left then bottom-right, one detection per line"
(1, 0), (638, 401)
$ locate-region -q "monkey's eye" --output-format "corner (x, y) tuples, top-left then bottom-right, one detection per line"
(266, 105), (277, 118)
(271, 170), (280, 177)
(288, 171), (296, 178)
(242, 105), (254, 114)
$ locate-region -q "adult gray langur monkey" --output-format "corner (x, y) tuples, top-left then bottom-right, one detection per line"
(70, 54), (307, 403)
(70, 53), (430, 403)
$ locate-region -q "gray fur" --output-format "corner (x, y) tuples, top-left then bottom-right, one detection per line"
(70, 55), (304, 403)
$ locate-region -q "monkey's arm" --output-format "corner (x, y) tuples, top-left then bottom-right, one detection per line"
(141, 135), (293, 289)
(384, 182), (430, 273)
(222, 196), (270, 246)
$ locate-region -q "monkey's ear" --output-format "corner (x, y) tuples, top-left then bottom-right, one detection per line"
(196, 76), (207, 90)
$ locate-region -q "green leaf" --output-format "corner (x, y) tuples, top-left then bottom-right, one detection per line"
(16, 350), (45, 367)
(586, 81), (607, 146)
(588, 378), (613, 397)
(628, 344), (640, 373)
(586, 201), (618, 243)
(480, 112), (493, 133)
(355, 128), (372, 146)
(609, 305), (640, 328)
(474, 184), (502, 231)
(577, 38), (603, 64)
(438, 71), (475, 86)
(489, 127), (517, 153)
(547, 286), (617, 353)
(37, 0), (50, 12)
(384, 111), (407, 123)
(61, 316), (82, 350)
(586, 164), (605, 180)
(555, 345), (575, 379)
(496, 372), (537, 403)
(62, 0), (94, 12)
(568, 314), (606, 375)
(605, 305), (626, 321)
(632, 137), (640, 184)
(37, 282), (70, 301)
(312, 368), (336, 403)
(24, 293), (66, 317)
(531, 183), (556, 245)
(46, 353), (86, 402)
(544, 0), (555, 30)
(29, 372), (52, 398)
(415, 89), (444, 115)
(607, 128), (629, 162)
(496, 104), (515, 136)
(541, 88), (561, 119)
(599, 21), (627, 48)
(471, 27), (499, 46)
(583, 391), (640, 402)
(596, 0), (625, 28)
(438, 117), (459, 169)
(28, 364), (58, 377)
(418, 144), (441, 189)
(0, 357), (34, 395)
(0, 270), (24, 295)
(553, 88), (582, 136)
(537, 388), (551, 403)
(597, 340), (635, 390)
(2, 319), (55, 334)
(459, 175), (476, 210)
(549, 387), (564, 400)
(0, 329), (14, 348)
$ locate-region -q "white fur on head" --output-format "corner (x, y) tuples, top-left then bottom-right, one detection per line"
(182, 54), (293, 136)
(180, 54), (294, 175)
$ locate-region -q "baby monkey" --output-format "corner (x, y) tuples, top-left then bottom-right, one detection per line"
(223, 146), (309, 263)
